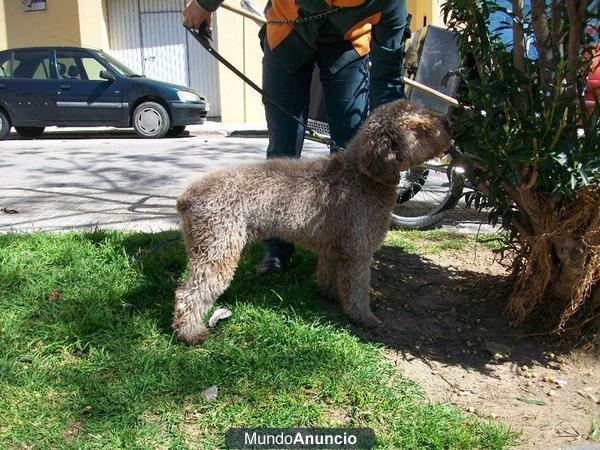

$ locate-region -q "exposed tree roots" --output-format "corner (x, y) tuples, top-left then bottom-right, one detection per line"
(508, 187), (600, 337)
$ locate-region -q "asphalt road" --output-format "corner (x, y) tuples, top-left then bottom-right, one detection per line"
(0, 125), (494, 234)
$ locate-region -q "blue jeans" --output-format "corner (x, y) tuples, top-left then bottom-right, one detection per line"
(262, 45), (370, 157)
(261, 47), (370, 259)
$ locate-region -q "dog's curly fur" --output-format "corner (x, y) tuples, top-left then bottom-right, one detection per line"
(174, 100), (451, 345)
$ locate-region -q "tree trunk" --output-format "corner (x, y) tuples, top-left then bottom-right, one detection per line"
(512, 0), (526, 75)
(564, 0), (590, 123)
(531, 0), (556, 89)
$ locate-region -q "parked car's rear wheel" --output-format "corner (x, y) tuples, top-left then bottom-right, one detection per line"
(132, 101), (171, 138)
(0, 110), (11, 139)
(16, 126), (45, 139)
(166, 125), (187, 137)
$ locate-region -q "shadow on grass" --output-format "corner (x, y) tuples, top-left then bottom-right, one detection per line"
(109, 230), (548, 378)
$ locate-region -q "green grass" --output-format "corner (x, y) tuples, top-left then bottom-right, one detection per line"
(0, 231), (512, 449)
(385, 230), (506, 255)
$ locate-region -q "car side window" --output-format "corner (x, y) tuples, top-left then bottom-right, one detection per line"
(32, 59), (51, 80)
(56, 55), (82, 80)
(81, 57), (109, 81)
(12, 50), (51, 79)
(0, 53), (12, 78)
(56, 51), (110, 81)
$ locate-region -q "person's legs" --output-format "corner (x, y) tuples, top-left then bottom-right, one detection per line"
(263, 45), (314, 159)
(317, 55), (370, 151)
(259, 45), (314, 273)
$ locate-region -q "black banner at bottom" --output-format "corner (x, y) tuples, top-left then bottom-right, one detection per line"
(225, 428), (375, 449)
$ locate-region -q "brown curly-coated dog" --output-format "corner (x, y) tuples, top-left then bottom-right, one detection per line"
(174, 99), (451, 345)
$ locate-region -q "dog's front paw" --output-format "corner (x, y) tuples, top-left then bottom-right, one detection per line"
(173, 320), (210, 346)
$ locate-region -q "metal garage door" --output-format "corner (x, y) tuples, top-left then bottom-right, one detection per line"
(107, 0), (221, 116)
(140, 11), (188, 86)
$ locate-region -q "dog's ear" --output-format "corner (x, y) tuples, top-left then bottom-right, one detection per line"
(356, 121), (404, 186)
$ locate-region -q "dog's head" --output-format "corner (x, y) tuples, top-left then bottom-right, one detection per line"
(349, 100), (452, 186)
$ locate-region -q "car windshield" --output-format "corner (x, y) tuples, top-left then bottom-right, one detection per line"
(98, 52), (142, 77)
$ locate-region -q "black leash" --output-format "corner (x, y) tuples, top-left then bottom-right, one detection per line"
(187, 26), (341, 151)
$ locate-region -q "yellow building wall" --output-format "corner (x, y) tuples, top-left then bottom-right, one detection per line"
(242, 11), (265, 123)
(215, 1), (267, 123)
(0, 1), (7, 50)
(3, 0), (81, 48)
(407, 0), (434, 29)
(77, 0), (110, 50)
(1, 0), (108, 50)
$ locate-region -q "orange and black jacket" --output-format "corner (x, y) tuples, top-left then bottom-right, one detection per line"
(195, 0), (407, 108)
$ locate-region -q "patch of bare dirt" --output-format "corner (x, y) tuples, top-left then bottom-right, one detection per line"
(343, 243), (599, 449)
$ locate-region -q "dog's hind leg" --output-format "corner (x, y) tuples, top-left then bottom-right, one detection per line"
(173, 262), (237, 345)
(174, 207), (244, 345)
(336, 256), (382, 329)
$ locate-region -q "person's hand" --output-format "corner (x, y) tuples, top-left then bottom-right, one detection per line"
(183, 1), (212, 29)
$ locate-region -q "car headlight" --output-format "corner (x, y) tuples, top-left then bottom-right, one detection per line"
(177, 91), (201, 102)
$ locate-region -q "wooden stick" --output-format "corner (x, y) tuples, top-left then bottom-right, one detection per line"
(220, 1), (461, 106)
(403, 77), (460, 106)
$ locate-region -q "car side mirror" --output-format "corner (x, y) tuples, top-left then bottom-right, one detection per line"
(100, 70), (116, 82)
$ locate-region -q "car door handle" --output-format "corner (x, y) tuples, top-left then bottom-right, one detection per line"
(59, 85), (71, 90)
(0, 84), (4, 89)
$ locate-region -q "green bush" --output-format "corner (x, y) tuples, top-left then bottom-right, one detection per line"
(442, 0), (599, 336)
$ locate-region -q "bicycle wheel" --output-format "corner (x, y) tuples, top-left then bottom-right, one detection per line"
(391, 155), (465, 230)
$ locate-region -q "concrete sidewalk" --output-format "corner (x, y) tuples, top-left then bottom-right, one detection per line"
(0, 124), (314, 233)
(0, 123), (495, 234)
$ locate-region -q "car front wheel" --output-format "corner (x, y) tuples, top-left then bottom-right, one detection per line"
(16, 126), (45, 139)
(0, 110), (11, 139)
(132, 101), (171, 138)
